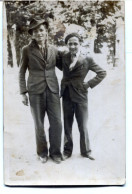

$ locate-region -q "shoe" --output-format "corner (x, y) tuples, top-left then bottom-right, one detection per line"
(38, 155), (48, 163)
(50, 156), (62, 164)
(81, 154), (95, 160)
(62, 154), (71, 160)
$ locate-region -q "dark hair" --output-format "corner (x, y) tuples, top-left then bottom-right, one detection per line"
(65, 33), (82, 44)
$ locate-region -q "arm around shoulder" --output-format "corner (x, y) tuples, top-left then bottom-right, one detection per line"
(56, 50), (64, 71)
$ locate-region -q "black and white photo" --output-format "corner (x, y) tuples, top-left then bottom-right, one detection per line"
(3, 0), (125, 186)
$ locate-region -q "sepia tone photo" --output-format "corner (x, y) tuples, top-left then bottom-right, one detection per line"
(3, 0), (125, 186)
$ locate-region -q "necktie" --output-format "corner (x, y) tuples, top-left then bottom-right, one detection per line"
(40, 46), (44, 56)
(40, 46), (47, 60)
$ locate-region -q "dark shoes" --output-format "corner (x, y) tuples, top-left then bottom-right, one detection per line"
(37, 153), (95, 163)
(38, 155), (48, 163)
(50, 155), (62, 164)
(63, 153), (95, 160)
(81, 154), (95, 160)
(38, 155), (63, 164)
(62, 154), (71, 160)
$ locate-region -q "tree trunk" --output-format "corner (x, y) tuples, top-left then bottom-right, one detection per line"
(8, 27), (17, 67)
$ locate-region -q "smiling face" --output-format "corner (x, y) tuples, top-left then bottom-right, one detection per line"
(67, 37), (81, 55)
(32, 24), (47, 44)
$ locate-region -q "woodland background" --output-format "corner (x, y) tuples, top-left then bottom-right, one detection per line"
(4, 0), (124, 68)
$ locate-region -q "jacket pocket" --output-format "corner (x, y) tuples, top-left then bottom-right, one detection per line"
(72, 82), (88, 93)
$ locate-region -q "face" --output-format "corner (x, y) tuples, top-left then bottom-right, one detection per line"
(32, 24), (47, 44)
(67, 37), (81, 55)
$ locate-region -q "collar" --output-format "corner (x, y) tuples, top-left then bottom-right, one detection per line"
(70, 50), (80, 58)
(37, 42), (45, 49)
(31, 39), (45, 49)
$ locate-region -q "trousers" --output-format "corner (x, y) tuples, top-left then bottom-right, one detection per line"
(29, 87), (62, 157)
(63, 87), (91, 156)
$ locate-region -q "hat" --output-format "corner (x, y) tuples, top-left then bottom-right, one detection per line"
(65, 33), (82, 44)
(28, 18), (49, 35)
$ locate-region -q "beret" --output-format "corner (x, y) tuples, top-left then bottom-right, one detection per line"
(65, 33), (82, 44)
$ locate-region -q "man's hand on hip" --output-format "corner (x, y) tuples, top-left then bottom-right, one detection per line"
(83, 82), (90, 90)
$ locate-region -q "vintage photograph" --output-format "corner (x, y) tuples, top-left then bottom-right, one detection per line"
(4, 0), (125, 185)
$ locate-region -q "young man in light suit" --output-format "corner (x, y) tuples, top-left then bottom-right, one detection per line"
(57, 33), (106, 160)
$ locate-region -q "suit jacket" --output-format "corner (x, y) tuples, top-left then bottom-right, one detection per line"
(56, 52), (107, 103)
(19, 40), (59, 95)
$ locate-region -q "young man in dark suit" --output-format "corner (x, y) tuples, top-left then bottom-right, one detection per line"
(57, 33), (106, 160)
(19, 18), (63, 164)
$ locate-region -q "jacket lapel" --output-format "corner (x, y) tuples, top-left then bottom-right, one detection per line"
(30, 40), (45, 62)
(64, 52), (83, 72)
(47, 46), (54, 63)
(64, 52), (72, 68)
(31, 48), (45, 62)
(71, 54), (84, 71)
